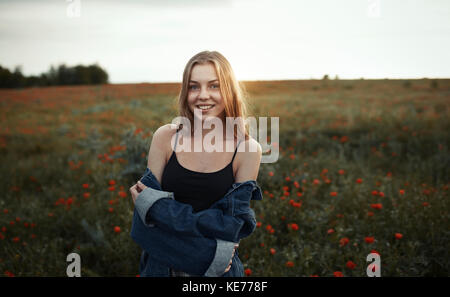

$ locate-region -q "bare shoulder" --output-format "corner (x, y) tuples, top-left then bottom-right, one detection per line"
(240, 137), (262, 155)
(152, 123), (178, 143)
(234, 136), (262, 182)
(146, 123), (178, 183)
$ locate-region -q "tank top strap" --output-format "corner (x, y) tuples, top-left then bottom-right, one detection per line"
(173, 128), (180, 151)
(231, 139), (243, 163)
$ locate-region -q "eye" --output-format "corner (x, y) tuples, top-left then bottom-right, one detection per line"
(189, 85), (198, 90)
(210, 84), (219, 89)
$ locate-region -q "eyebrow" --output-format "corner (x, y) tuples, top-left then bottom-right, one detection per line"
(189, 79), (219, 83)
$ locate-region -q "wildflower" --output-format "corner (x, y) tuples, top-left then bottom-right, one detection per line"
(289, 223), (299, 231)
(82, 183), (89, 189)
(266, 225), (272, 231)
(108, 207), (114, 213)
(370, 250), (380, 256)
(378, 191), (385, 197)
(371, 190), (378, 196)
(365, 236), (375, 244)
(244, 268), (252, 276)
(339, 237), (350, 247)
(268, 171), (274, 177)
(109, 180), (116, 186)
(12, 237), (20, 243)
(66, 197), (74, 206)
(256, 222), (262, 228)
(423, 202), (429, 207)
(334, 271), (343, 277)
(370, 203), (383, 210)
(83, 192), (90, 199)
(313, 179), (320, 185)
(367, 211), (374, 217)
(330, 191), (337, 197)
(108, 186), (115, 192)
(338, 169), (345, 175)
(285, 261), (294, 268)
(270, 248), (276, 255)
(114, 226), (121, 233)
(356, 178), (363, 184)
(346, 261), (356, 270)
(399, 189), (405, 195)
(118, 191), (127, 198)
(285, 177), (291, 182)
(395, 233), (403, 240)
(327, 229), (335, 235)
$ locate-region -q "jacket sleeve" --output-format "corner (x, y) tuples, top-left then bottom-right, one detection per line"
(135, 181), (259, 243)
(130, 208), (236, 277)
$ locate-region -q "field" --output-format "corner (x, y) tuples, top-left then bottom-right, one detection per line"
(0, 78), (448, 277)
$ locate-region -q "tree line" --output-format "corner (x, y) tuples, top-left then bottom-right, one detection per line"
(0, 63), (109, 88)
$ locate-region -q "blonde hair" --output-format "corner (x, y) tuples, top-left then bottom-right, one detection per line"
(176, 50), (250, 141)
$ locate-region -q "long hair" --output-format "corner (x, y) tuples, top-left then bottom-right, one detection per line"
(175, 50), (250, 141)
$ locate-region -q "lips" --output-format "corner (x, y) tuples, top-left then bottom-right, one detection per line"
(196, 104), (215, 110)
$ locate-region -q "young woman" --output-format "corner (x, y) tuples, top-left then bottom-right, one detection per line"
(130, 50), (262, 276)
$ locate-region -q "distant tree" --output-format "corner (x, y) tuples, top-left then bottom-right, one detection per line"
(0, 63), (109, 88)
(322, 74), (329, 80)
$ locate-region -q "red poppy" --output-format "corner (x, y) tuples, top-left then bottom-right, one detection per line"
(118, 191), (127, 198)
(333, 271), (343, 277)
(370, 203), (383, 210)
(327, 229), (335, 234)
(330, 191), (337, 197)
(365, 236), (375, 244)
(339, 237), (350, 247)
(356, 178), (363, 184)
(268, 172), (274, 177)
(346, 261), (356, 270)
(395, 233), (403, 239)
(83, 192), (90, 199)
(290, 223), (299, 231)
(109, 180), (116, 186)
(270, 248), (276, 255)
(114, 226), (121, 233)
(244, 268), (252, 276)
(399, 189), (405, 195)
(82, 183), (89, 189)
(285, 261), (294, 268)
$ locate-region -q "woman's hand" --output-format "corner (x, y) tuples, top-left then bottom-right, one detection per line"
(129, 181), (147, 205)
(224, 244), (239, 273)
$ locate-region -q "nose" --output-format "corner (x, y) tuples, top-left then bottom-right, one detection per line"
(198, 86), (211, 100)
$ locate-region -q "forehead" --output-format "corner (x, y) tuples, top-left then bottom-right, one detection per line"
(190, 63), (218, 81)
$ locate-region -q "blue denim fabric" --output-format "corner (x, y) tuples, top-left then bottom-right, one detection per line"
(130, 167), (262, 277)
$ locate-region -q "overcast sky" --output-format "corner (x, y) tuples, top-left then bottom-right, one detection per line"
(0, 0), (449, 83)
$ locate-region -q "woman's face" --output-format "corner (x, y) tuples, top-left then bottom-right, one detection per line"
(187, 63), (225, 122)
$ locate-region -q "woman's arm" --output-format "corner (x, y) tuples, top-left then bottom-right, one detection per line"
(131, 208), (236, 276)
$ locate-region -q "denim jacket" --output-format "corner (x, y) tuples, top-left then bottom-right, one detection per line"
(130, 167), (263, 277)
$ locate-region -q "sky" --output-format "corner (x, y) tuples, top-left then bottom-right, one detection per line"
(0, 0), (449, 83)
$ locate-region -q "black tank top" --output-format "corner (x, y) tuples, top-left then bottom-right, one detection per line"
(161, 127), (242, 213)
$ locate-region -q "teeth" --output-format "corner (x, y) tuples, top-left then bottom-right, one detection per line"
(198, 105), (214, 110)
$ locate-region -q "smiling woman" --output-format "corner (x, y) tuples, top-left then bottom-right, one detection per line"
(129, 50), (263, 277)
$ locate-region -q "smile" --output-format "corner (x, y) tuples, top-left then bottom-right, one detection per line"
(196, 105), (215, 110)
